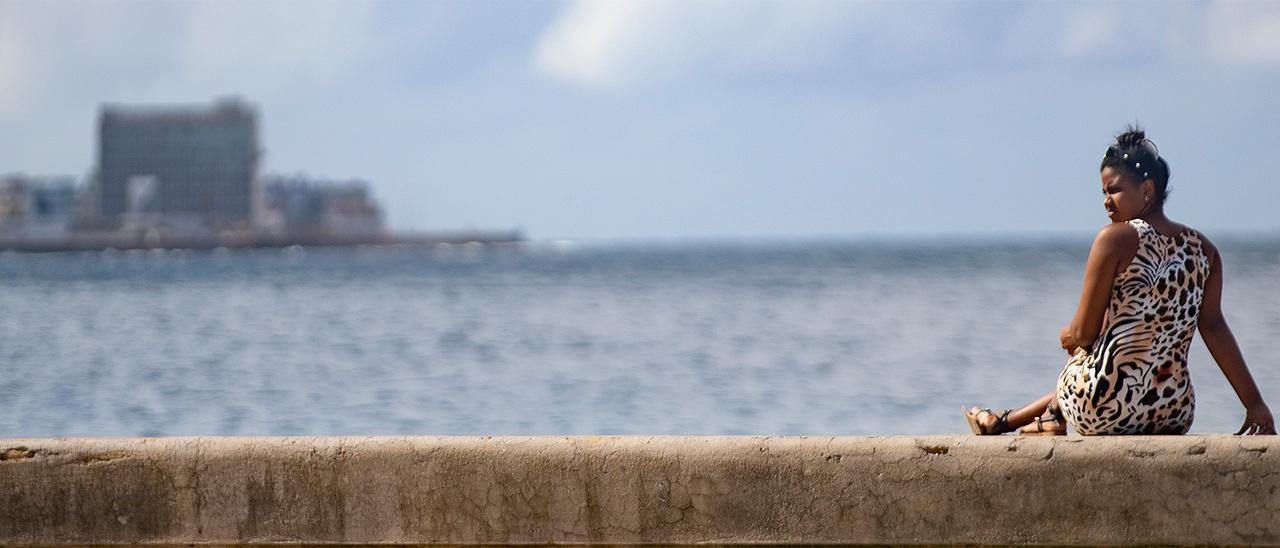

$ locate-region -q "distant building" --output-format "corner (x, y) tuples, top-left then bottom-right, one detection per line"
(0, 178), (20, 224)
(97, 97), (261, 230)
(262, 174), (385, 238)
(0, 174), (78, 237)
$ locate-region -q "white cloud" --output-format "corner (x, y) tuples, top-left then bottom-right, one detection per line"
(1052, 1), (1280, 68)
(533, 0), (871, 88)
(1202, 1), (1280, 67)
(535, 0), (1280, 90)
(533, 1), (642, 87)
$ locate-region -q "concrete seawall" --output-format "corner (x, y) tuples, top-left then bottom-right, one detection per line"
(1, 436), (1276, 546)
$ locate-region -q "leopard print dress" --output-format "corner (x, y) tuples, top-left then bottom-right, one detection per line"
(1056, 218), (1211, 435)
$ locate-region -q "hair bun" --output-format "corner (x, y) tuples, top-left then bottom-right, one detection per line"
(1099, 123), (1170, 203)
(1115, 124), (1147, 148)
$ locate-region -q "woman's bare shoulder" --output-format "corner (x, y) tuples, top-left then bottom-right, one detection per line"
(1094, 221), (1140, 249)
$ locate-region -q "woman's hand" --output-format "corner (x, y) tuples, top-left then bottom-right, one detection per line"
(1059, 326), (1077, 354)
(1237, 401), (1277, 435)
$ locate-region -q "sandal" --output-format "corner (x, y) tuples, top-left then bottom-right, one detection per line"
(1019, 404), (1066, 436)
(962, 406), (1012, 435)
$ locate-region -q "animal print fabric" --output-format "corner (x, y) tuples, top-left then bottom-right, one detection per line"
(1056, 219), (1211, 435)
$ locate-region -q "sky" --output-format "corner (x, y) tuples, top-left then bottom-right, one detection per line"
(2, 0), (1279, 240)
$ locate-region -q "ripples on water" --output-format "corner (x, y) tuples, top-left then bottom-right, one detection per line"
(2, 237), (1277, 437)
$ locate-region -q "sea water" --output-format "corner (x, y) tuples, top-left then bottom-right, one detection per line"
(2, 237), (1277, 437)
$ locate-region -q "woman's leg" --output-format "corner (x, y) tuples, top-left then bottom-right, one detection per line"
(1007, 391), (1058, 429)
(970, 391), (1057, 432)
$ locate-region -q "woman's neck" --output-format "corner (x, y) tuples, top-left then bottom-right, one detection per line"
(1139, 205), (1169, 225)
(1137, 208), (1180, 237)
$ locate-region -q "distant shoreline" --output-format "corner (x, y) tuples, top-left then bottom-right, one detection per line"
(0, 228), (525, 253)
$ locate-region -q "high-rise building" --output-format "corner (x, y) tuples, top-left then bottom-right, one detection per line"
(97, 97), (261, 229)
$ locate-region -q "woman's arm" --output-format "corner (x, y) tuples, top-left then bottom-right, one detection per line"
(1197, 237), (1276, 435)
(1060, 223), (1137, 353)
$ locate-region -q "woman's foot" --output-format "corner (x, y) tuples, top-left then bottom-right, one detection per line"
(963, 406), (1012, 435)
(1019, 406), (1066, 436)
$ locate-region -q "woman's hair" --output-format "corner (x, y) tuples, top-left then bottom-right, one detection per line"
(1100, 124), (1171, 204)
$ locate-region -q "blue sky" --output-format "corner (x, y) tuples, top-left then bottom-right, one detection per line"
(2, 0), (1279, 239)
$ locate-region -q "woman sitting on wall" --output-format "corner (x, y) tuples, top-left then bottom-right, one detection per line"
(964, 126), (1275, 436)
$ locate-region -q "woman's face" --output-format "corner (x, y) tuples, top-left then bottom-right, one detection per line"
(1101, 166), (1151, 222)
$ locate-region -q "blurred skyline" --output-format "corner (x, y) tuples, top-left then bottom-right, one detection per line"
(2, 0), (1279, 240)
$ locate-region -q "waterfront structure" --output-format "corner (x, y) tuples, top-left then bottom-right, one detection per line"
(97, 97), (261, 230)
(1, 96), (520, 251)
(262, 174), (384, 237)
(1, 436), (1276, 546)
(0, 173), (77, 237)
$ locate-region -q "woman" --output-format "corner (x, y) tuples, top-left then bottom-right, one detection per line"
(964, 126), (1275, 436)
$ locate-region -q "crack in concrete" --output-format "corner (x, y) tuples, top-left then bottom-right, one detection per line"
(78, 451), (129, 464)
(1, 446), (33, 460)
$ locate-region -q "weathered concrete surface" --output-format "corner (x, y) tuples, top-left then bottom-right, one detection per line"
(0, 436), (1276, 546)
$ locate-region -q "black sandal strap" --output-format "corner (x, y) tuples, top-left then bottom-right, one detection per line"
(1034, 405), (1065, 432)
(1045, 402), (1063, 421)
(995, 410), (1012, 434)
(976, 408), (1012, 435)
